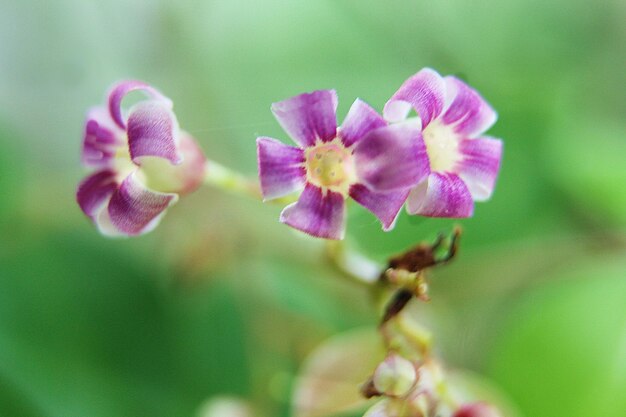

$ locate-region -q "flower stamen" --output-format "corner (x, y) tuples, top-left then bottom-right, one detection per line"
(304, 140), (355, 195)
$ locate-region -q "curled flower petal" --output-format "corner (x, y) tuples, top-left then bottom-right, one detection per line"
(339, 99), (387, 147)
(354, 123), (429, 192)
(384, 68), (447, 127)
(257, 137), (306, 200)
(456, 137), (502, 201)
(349, 184), (408, 231)
(271, 90), (338, 148)
(107, 172), (178, 236)
(407, 172), (474, 218)
(81, 107), (125, 167)
(280, 184), (345, 240)
(76, 169), (118, 219)
(127, 100), (182, 165)
(442, 76), (497, 138)
(108, 80), (172, 129)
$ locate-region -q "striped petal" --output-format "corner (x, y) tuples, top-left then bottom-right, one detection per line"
(280, 184), (345, 240)
(406, 172), (474, 218)
(349, 184), (409, 231)
(107, 172), (178, 236)
(108, 80), (171, 129)
(138, 132), (207, 195)
(441, 76), (497, 138)
(354, 123), (429, 192)
(456, 137), (503, 201)
(271, 90), (338, 147)
(339, 99), (386, 147)
(126, 100), (182, 165)
(257, 137), (306, 200)
(76, 169), (118, 219)
(384, 68), (448, 127)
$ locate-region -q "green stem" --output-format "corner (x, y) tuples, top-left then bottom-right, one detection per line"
(203, 161), (296, 205)
(325, 239), (381, 286)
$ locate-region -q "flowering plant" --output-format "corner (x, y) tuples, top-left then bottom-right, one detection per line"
(76, 70), (505, 417)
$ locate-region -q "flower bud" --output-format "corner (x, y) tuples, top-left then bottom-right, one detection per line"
(453, 402), (502, 417)
(373, 354), (417, 397)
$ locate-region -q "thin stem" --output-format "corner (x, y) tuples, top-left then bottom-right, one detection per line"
(203, 161), (296, 204)
(325, 239), (381, 286)
(203, 161), (261, 198)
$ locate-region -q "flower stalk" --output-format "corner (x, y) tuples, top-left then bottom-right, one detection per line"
(203, 160), (298, 205)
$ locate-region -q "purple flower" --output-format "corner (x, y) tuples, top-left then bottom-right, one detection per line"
(257, 90), (429, 239)
(385, 68), (503, 218)
(77, 81), (206, 236)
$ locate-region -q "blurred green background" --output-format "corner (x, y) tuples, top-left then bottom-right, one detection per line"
(0, 1), (625, 416)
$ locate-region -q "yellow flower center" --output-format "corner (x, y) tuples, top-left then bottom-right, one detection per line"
(305, 140), (355, 195)
(422, 120), (460, 172)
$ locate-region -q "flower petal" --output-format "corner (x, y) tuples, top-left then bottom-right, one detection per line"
(107, 172), (178, 236)
(257, 137), (306, 200)
(280, 184), (345, 240)
(456, 137), (503, 201)
(81, 107), (125, 167)
(339, 99), (386, 147)
(108, 80), (172, 129)
(384, 68), (447, 127)
(127, 100), (182, 165)
(353, 122), (429, 192)
(349, 184), (409, 231)
(441, 76), (497, 137)
(406, 172), (474, 218)
(76, 169), (118, 219)
(271, 90), (338, 147)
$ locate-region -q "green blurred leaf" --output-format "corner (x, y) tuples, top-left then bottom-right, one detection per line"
(488, 256), (626, 417)
(0, 228), (250, 417)
(546, 115), (626, 227)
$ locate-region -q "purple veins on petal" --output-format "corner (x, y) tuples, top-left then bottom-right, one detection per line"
(271, 90), (338, 148)
(76, 169), (118, 219)
(349, 184), (409, 231)
(383, 68), (447, 127)
(442, 76), (497, 138)
(406, 172), (474, 218)
(126, 101), (182, 165)
(107, 172), (178, 236)
(81, 107), (124, 167)
(339, 98), (387, 148)
(456, 137), (502, 201)
(354, 123), (430, 192)
(257, 137), (307, 200)
(280, 184), (346, 240)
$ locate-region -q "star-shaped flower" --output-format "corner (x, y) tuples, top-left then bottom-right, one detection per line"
(257, 90), (429, 239)
(385, 68), (503, 217)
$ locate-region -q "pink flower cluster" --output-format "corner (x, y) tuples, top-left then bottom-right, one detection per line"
(257, 68), (502, 239)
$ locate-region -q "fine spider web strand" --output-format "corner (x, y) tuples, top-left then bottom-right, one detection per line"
(186, 120), (277, 135)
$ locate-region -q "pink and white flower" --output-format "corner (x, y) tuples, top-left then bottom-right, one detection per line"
(385, 68), (503, 218)
(257, 90), (429, 239)
(77, 81), (206, 236)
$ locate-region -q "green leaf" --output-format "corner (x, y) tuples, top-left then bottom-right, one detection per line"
(488, 256), (626, 417)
